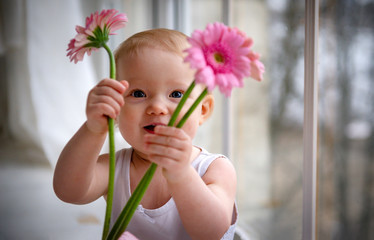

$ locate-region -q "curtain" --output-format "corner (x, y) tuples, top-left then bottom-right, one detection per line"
(1, 0), (104, 166)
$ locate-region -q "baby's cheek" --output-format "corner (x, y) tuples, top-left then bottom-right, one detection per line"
(118, 110), (137, 137)
(181, 118), (199, 140)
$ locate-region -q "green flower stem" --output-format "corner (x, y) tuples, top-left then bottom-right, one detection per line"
(107, 163), (157, 240)
(102, 43), (116, 240)
(103, 43), (116, 79)
(107, 81), (197, 239)
(168, 81), (196, 127)
(176, 88), (208, 128)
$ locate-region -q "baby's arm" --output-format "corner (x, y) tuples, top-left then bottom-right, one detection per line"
(145, 126), (236, 239)
(170, 157), (236, 240)
(53, 79), (128, 204)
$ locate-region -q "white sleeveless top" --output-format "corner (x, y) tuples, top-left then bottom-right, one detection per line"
(110, 147), (238, 240)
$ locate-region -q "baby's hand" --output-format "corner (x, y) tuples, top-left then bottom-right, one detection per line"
(86, 78), (128, 134)
(144, 125), (192, 182)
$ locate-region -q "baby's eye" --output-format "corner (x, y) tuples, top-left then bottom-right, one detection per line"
(169, 91), (183, 98)
(131, 90), (146, 98)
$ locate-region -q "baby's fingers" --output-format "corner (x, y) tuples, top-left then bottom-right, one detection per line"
(88, 96), (121, 118)
(145, 126), (190, 148)
(144, 134), (184, 150)
(93, 79), (128, 105)
(97, 78), (128, 94)
(146, 144), (182, 159)
(91, 86), (124, 107)
(154, 125), (188, 139)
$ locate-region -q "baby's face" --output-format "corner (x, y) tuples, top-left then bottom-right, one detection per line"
(117, 47), (203, 155)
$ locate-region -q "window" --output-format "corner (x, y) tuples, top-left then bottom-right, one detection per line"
(318, 1), (374, 239)
(95, 0), (374, 239)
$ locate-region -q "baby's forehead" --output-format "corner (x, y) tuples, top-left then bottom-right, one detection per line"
(117, 47), (187, 68)
(120, 45), (187, 60)
(116, 47), (195, 81)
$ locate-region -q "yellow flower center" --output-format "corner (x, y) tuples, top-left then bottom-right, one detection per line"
(214, 53), (224, 63)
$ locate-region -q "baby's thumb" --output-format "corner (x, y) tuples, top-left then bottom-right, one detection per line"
(119, 80), (129, 88)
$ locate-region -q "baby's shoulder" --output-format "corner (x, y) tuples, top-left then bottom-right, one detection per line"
(207, 156), (235, 174)
(201, 156), (236, 193)
(195, 148), (236, 179)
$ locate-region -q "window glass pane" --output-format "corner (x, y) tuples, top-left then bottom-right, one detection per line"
(231, 1), (305, 239)
(318, 1), (374, 239)
(190, 0), (223, 29)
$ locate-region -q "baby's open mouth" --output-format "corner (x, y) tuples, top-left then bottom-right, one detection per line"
(143, 123), (165, 133)
(144, 125), (156, 133)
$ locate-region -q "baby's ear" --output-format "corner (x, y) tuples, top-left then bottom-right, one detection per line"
(199, 94), (214, 125)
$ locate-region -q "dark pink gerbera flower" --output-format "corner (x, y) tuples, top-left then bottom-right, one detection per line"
(184, 22), (264, 97)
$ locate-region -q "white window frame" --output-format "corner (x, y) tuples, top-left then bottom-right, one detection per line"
(303, 0), (319, 240)
(222, 0), (233, 159)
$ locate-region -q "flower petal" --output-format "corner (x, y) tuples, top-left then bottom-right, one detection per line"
(250, 59), (265, 81)
(66, 9), (127, 63)
(184, 47), (206, 69)
(203, 22), (225, 46)
(195, 67), (215, 91)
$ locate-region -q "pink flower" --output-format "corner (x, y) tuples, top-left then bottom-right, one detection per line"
(67, 9), (127, 63)
(184, 22), (264, 97)
(231, 27), (265, 81)
(118, 231), (138, 240)
(248, 51), (265, 81)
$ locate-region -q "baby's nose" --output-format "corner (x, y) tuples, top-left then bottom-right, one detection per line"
(146, 99), (168, 115)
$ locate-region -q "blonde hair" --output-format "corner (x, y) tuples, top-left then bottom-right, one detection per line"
(114, 28), (189, 65)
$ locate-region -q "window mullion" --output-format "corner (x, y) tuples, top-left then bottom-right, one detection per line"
(222, 0), (232, 159)
(303, 0), (319, 239)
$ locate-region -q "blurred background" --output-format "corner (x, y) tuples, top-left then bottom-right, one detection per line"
(0, 0), (373, 239)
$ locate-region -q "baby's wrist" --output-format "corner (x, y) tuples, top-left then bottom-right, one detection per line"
(163, 165), (195, 185)
(84, 121), (108, 136)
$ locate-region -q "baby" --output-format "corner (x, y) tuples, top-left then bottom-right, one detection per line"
(54, 28), (237, 240)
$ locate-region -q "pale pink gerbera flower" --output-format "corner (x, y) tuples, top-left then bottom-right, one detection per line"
(185, 22), (254, 97)
(67, 9), (127, 63)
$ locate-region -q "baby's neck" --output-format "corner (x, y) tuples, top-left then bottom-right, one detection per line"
(130, 149), (152, 170)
